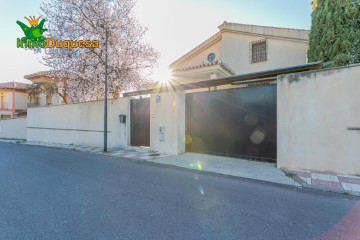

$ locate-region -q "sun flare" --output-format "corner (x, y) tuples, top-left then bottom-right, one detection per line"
(157, 69), (173, 84)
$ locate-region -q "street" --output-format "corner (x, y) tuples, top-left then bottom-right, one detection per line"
(0, 142), (359, 240)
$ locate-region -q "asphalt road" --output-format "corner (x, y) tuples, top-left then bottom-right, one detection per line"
(0, 142), (359, 240)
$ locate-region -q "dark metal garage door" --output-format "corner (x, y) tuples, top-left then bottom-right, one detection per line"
(185, 85), (277, 162)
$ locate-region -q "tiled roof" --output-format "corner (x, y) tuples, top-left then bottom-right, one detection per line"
(24, 70), (66, 80)
(219, 21), (310, 33)
(0, 82), (30, 90)
(172, 60), (235, 74)
(218, 22), (309, 40)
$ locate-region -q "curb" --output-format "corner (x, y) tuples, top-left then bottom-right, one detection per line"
(281, 167), (311, 187)
(281, 167), (360, 197)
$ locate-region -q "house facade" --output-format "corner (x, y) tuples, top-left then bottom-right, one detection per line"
(24, 71), (69, 106)
(18, 22), (312, 160)
(0, 71), (68, 119)
(161, 22), (311, 160)
(0, 82), (29, 119)
(170, 22), (309, 83)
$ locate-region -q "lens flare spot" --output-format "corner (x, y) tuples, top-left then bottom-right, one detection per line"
(185, 134), (193, 145)
(250, 129), (266, 145)
(197, 185), (205, 195)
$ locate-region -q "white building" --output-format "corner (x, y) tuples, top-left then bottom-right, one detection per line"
(170, 22), (309, 83)
(0, 82), (29, 119)
(24, 71), (70, 106)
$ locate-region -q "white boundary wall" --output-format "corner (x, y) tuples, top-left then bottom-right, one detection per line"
(277, 64), (360, 175)
(0, 117), (27, 140)
(150, 91), (185, 155)
(26, 92), (186, 155)
(27, 99), (129, 148)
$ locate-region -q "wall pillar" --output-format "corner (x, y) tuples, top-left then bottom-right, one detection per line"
(150, 90), (185, 155)
(12, 90), (15, 118)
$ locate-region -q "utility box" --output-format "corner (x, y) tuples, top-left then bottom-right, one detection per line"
(119, 115), (126, 124)
(158, 126), (164, 141)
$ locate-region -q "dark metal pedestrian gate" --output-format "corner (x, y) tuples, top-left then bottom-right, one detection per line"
(185, 85), (277, 162)
(130, 98), (150, 147)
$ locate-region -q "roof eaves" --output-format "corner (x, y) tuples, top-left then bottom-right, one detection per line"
(172, 60), (235, 75)
(169, 31), (222, 68)
(123, 62), (323, 97)
(218, 21), (310, 41)
(24, 70), (66, 80)
(219, 21), (310, 32)
(0, 81), (30, 90)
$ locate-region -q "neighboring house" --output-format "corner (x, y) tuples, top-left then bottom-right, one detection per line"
(24, 71), (70, 106)
(170, 22), (309, 83)
(0, 82), (30, 119)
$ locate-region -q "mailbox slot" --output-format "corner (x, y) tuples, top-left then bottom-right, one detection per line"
(119, 115), (126, 123)
(159, 126), (164, 141)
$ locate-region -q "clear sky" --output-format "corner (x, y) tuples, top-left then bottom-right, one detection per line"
(0, 0), (313, 83)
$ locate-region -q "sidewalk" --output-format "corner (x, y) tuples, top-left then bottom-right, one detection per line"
(284, 168), (360, 197)
(0, 139), (300, 187)
(147, 153), (301, 187)
(0, 139), (169, 161)
(1, 139), (359, 196)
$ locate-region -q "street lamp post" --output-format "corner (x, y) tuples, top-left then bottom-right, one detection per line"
(104, 26), (108, 152)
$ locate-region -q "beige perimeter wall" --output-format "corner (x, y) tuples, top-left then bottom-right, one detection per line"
(0, 117), (27, 140)
(277, 64), (360, 175)
(26, 92), (186, 155)
(27, 99), (129, 148)
(150, 91), (185, 155)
